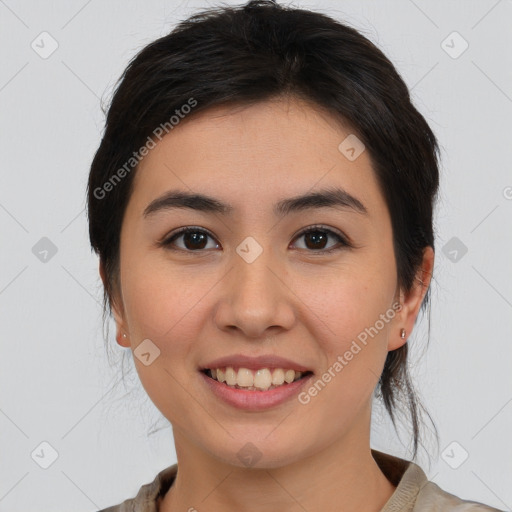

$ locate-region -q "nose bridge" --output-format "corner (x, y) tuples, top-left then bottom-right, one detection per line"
(233, 239), (279, 306)
(215, 236), (295, 337)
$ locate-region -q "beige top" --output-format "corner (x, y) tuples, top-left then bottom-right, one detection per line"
(97, 449), (503, 511)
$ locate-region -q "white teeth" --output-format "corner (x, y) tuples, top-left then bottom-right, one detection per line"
(271, 368), (285, 386)
(284, 369), (296, 383)
(237, 368), (254, 387)
(253, 368), (272, 390)
(206, 367), (307, 390)
(225, 367), (237, 386)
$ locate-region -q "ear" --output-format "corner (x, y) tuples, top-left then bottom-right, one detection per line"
(99, 259), (130, 348)
(388, 246), (434, 351)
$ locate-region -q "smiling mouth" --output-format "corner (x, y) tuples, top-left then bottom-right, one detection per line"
(201, 367), (314, 391)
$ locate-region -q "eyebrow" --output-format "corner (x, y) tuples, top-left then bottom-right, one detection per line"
(143, 186), (368, 219)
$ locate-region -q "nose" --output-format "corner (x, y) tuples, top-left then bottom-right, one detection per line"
(213, 245), (296, 339)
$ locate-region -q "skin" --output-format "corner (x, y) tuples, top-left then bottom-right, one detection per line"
(100, 95), (434, 512)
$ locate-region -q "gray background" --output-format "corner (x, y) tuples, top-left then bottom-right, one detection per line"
(1, 0), (511, 510)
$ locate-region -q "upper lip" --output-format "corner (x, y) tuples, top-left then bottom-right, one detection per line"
(200, 354), (313, 373)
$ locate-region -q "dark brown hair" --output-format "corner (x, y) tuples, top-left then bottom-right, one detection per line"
(87, 0), (440, 459)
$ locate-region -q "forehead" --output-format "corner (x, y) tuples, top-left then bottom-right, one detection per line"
(128, 97), (385, 219)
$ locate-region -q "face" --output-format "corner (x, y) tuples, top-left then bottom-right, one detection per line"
(105, 96), (430, 469)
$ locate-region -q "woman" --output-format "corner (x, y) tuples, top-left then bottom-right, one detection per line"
(87, 1), (502, 510)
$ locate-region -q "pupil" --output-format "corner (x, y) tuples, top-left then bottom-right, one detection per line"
(185, 232), (207, 250)
(305, 231), (327, 250)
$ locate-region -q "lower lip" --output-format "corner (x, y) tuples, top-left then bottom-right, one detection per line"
(200, 371), (314, 411)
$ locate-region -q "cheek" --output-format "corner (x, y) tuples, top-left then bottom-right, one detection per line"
(315, 257), (394, 336)
(120, 253), (212, 344)
(309, 260), (395, 396)
(298, 290), (393, 426)
(119, 257), (213, 421)
(322, 287), (392, 378)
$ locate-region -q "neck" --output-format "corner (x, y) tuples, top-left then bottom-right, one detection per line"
(159, 408), (396, 512)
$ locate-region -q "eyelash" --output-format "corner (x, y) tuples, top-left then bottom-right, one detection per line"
(158, 225), (352, 254)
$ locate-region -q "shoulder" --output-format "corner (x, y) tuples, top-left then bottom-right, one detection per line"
(372, 450), (504, 512)
(413, 479), (504, 511)
(96, 464), (178, 512)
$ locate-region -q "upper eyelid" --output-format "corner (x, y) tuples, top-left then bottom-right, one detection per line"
(162, 225), (216, 242)
(292, 225), (349, 245)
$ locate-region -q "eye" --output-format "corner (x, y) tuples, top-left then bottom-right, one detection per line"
(291, 225), (350, 253)
(159, 225), (351, 253)
(159, 226), (220, 251)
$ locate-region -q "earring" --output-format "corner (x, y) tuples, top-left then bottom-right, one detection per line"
(122, 333), (127, 339)
(400, 328), (406, 339)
